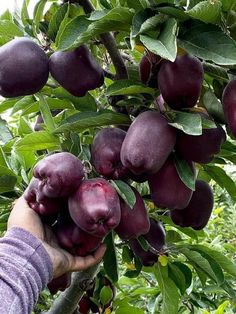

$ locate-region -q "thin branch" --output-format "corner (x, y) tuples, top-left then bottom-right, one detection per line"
(45, 265), (99, 314)
(104, 69), (116, 80)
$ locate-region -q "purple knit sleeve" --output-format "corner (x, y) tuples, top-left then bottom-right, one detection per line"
(0, 227), (53, 314)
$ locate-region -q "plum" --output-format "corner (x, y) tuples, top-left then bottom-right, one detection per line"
(128, 218), (166, 266)
(222, 79), (236, 137)
(47, 272), (71, 295)
(139, 52), (162, 87)
(148, 155), (195, 209)
(158, 54), (203, 110)
(54, 212), (103, 256)
(91, 127), (129, 180)
(120, 111), (177, 175)
(175, 121), (226, 164)
(33, 152), (84, 198)
(170, 180), (214, 230)
(0, 38), (49, 98)
(68, 178), (121, 238)
(115, 187), (150, 240)
(24, 178), (67, 216)
(49, 45), (104, 97)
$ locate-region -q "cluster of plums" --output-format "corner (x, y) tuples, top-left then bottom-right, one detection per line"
(0, 38), (104, 98)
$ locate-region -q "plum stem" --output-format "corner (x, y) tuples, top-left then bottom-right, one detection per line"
(78, 0), (128, 80)
(45, 265), (99, 314)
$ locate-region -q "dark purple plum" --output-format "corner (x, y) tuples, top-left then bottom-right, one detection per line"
(148, 155), (195, 209)
(120, 111), (177, 175)
(33, 152), (84, 198)
(0, 38), (49, 98)
(49, 45), (104, 97)
(170, 180), (214, 230)
(68, 178), (121, 238)
(139, 52), (162, 87)
(47, 273), (71, 295)
(158, 54), (203, 110)
(222, 79), (236, 137)
(115, 187), (150, 240)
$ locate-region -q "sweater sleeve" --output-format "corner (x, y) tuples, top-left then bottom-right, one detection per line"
(0, 227), (53, 314)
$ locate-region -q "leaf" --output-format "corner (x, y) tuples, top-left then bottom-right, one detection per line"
(168, 263), (187, 295)
(53, 111), (131, 133)
(100, 286), (113, 306)
(106, 79), (154, 96)
(140, 18), (177, 62)
(0, 118), (13, 144)
(157, 6), (188, 21)
(48, 4), (68, 41)
(139, 14), (167, 35)
(33, 0), (47, 34)
(186, 0), (222, 24)
(179, 21), (236, 65)
(0, 98), (19, 114)
(103, 231), (118, 282)
(21, 0), (30, 26)
(203, 62), (229, 81)
(11, 96), (36, 114)
(116, 305), (145, 314)
(174, 154), (196, 191)
(0, 20), (23, 37)
(0, 166), (17, 193)
(15, 131), (60, 152)
(202, 90), (225, 124)
(168, 111), (202, 135)
(215, 301), (230, 314)
(131, 9), (156, 37)
(203, 164), (236, 202)
(111, 180), (136, 208)
(21, 98), (73, 115)
(154, 263), (180, 314)
(57, 8), (134, 50)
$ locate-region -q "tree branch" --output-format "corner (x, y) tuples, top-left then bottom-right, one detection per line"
(45, 265), (99, 314)
(78, 0), (128, 80)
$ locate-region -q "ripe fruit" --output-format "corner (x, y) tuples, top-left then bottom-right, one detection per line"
(139, 52), (162, 87)
(158, 54), (204, 110)
(120, 111), (177, 175)
(24, 178), (66, 216)
(49, 45), (104, 97)
(170, 180), (214, 230)
(0, 38), (49, 98)
(175, 122), (226, 164)
(148, 155), (195, 209)
(222, 79), (236, 137)
(54, 212), (103, 256)
(91, 127), (129, 180)
(33, 152), (84, 198)
(115, 187), (150, 240)
(128, 219), (166, 266)
(47, 273), (71, 295)
(68, 178), (121, 238)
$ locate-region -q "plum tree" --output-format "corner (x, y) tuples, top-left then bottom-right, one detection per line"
(0, 38), (49, 97)
(120, 111), (177, 175)
(175, 121), (226, 163)
(170, 180), (214, 230)
(139, 51), (162, 87)
(49, 45), (104, 97)
(222, 79), (236, 137)
(68, 178), (121, 238)
(158, 54), (204, 110)
(115, 186), (150, 240)
(148, 155), (195, 209)
(91, 127), (129, 180)
(33, 152), (84, 198)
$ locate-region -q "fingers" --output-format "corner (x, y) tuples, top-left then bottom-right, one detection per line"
(70, 244), (107, 272)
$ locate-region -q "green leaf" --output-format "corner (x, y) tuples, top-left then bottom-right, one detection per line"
(203, 164), (236, 202)
(0, 98), (19, 114)
(21, 98), (73, 115)
(171, 262), (192, 289)
(53, 111), (131, 133)
(127, 0), (148, 11)
(168, 263), (187, 295)
(11, 96), (36, 114)
(106, 80), (154, 96)
(215, 301), (230, 314)
(186, 0), (222, 24)
(139, 14), (167, 35)
(174, 154), (196, 191)
(168, 111), (202, 135)
(15, 131), (60, 152)
(157, 6), (188, 21)
(103, 231), (118, 282)
(179, 21), (236, 65)
(202, 90), (225, 124)
(111, 180), (136, 208)
(100, 286), (113, 306)
(57, 8), (134, 50)
(0, 20), (23, 38)
(21, 0), (30, 26)
(131, 9), (157, 38)
(116, 305), (145, 314)
(0, 166), (17, 193)
(203, 62), (229, 81)
(140, 18), (177, 62)
(0, 118), (12, 145)
(55, 3), (71, 47)
(154, 263), (180, 314)
(48, 4), (69, 41)
(19, 117), (33, 135)
(33, 0), (47, 34)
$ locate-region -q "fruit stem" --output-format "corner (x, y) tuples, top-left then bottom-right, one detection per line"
(45, 265), (99, 314)
(37, 93), (56, 132)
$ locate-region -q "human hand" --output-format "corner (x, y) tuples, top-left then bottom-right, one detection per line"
(8, 197), (106, 278)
